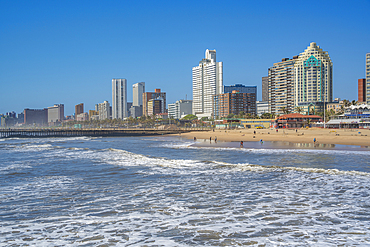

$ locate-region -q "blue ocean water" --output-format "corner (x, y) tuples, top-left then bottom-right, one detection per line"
(1, 136), (370, 246)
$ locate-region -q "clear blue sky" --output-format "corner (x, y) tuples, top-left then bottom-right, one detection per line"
(1, 0), (369, 116)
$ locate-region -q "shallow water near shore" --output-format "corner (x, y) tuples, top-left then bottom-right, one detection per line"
(1, 136), (370, 246)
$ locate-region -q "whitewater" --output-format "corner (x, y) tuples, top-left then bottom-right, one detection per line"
(0, 136), (369, 246)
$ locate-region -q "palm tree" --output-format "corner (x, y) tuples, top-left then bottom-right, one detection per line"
(295, 106), (303, 114)
(238, 111), (245, 119)
(343, 99), (351, 107)
(309, 108), (316, 115)
(281, 107), (286, 115)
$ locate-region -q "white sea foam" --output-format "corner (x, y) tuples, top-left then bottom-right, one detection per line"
(0, 163), (32, 173)
(2, 170), (369, 246)
(161, 141), (370, 156)
(213, 161), (370, 176)
(2, 143), (370, 246)
(74, 147), (370, 177)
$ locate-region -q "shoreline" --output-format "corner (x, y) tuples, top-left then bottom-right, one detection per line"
(172, 128), (370, 147)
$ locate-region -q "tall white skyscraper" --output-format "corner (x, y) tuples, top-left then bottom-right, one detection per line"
(133, 82), (145, 106)
(294, 42), (333, 106)
(192, 49), (223, 118)
(112, 78), (127, 119)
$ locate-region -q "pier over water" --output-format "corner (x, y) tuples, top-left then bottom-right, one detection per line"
(0, 128), (194, 138)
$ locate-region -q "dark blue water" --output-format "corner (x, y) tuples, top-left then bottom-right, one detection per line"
(1, 136), (370, 246)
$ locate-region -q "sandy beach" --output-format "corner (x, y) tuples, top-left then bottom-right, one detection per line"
(176, 128), (370, 146)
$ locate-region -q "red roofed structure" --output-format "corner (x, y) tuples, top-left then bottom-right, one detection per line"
(275, 113), (322, 128)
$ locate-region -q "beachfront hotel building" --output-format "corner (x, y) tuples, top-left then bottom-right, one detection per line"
(47, 104), (64, 125)
(366, 53), (370, 104)
(293, 42), (333, 111)
(24, 108), (48, 126)
(112, 78), (127, 119)
(268, 56), (298, 115)
(192, 49), (223, 118)
(213, 90), (256, 118)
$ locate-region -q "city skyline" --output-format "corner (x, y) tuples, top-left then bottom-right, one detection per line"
(1, 0), (369, 115)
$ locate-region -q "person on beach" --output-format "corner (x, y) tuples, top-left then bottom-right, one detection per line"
(314, 138), (316, 144)
(194, 137), (196, 141)
(210, 137), (212, 142)
(240, 141), (243, 147)
(215, 136), (217, 143)
(260, 139), (263, 144)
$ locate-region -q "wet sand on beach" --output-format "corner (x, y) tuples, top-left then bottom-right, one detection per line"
(175, 128), (370, 147)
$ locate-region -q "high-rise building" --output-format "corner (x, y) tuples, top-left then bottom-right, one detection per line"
(133, 82), (145, 107)
(358, 78), (366, 103)
(143, 89), (166, 116)
(168, 100), (193, 119)
(268, 56), (298, 114)
(98, 101), (111, 120)
(366, 53), (370, 104)
(213, 90), (256, 118)
(224, 84), (257, 95)
(262, 76), (269, 102)
(75, 103), (84, 116)
(294, 42), (333, 108)
(112, 78), (127, 119)
(192, 49), (223, 118)
(24, 108), (48, 126)
(47, 104), (64, 125)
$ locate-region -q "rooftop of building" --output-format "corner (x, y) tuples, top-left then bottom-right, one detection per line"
(225, 84), (257, 87)
(346, 104), (370, 110)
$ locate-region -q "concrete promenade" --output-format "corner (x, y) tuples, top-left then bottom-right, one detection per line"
(0, 128), (200, 139)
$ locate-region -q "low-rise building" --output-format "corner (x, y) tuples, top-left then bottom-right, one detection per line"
(240, 119), (275, 129)
(89, 110), (99, 120)
(326, 101), (344, 114)
(156, 113), (168, 119)
(326, 104), (370, 128)
(168, 100), (192, 119)
(275, 113), (322, 128)
(129, 105), (143, 118)
(76, 112), (89, 121)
